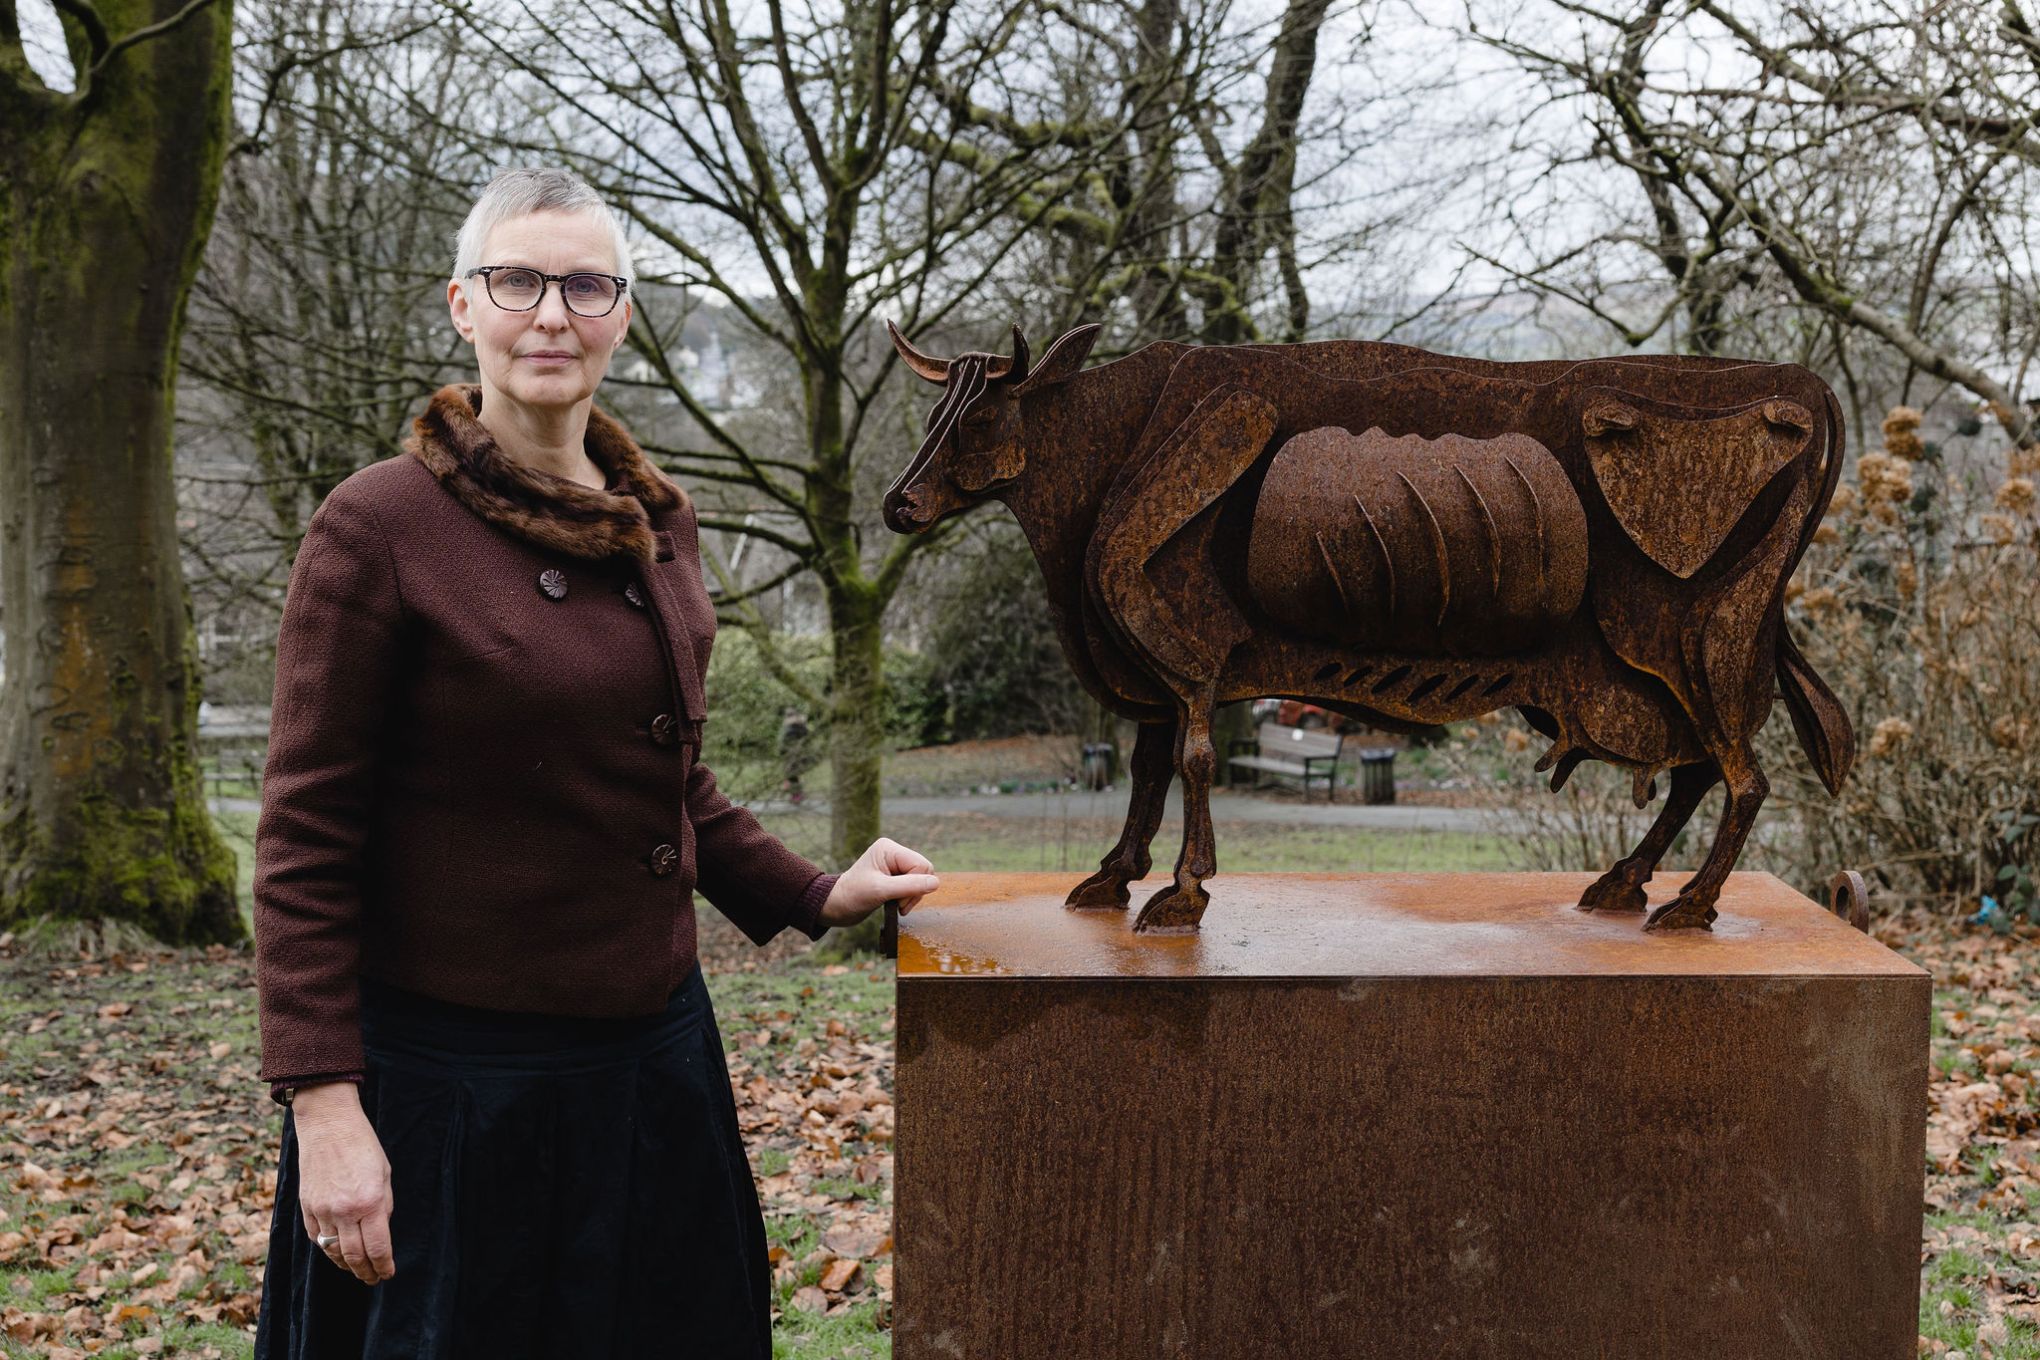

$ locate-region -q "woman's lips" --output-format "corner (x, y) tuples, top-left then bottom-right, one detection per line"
(521, 351), (576, 364)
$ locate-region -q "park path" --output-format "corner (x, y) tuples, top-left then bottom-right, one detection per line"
(764, 787), (1499, 831)
(212, 788), (1505, 832)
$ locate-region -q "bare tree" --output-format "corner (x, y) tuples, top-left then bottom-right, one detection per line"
(1464, 0), (2038, 442)
(179, 0), (496, 644)
(1, 0), (242, 943)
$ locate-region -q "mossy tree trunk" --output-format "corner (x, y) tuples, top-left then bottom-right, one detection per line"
(0, 0), (242, 943)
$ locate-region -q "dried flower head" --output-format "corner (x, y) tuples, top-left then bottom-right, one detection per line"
(1996, 477), (2035, 516)
(1991, 715), (2032, 752)
(1798, 586), (1840, 616)
(1881, 406), (1925, 461)
(1980, 513), (2017, 546)
(1857, 450), (1913, 511)
(1867, 716), (1915, 758)
(1502, 726), (1532, 753)
(1895, 560), (1918, 598)
(2011, 446), (2040, 479)
(1812, 521), (1840, 546)
(1829, 481), (1859, 515)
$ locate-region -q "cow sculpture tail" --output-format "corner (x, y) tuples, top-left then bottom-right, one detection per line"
(1777, 631), (1853, 795)
(1775, 384), (1855, 797)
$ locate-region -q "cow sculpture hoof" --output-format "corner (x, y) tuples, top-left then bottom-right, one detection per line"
(1132, 884), (1208, 933)
(1577, 870), (1650, 914)
(1064, 872), (1133, 910)
(1643, 892), (1719, 932)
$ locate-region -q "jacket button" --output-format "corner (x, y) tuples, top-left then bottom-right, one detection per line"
(651, 713), (678, 746)
(623, 582), (646, 609)
(649, 843), (679, 876)
(537, 568), (568, 600)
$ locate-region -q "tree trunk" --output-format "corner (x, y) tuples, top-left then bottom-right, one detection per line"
(821, 579), (887, 954)
(0, 0), (242, 944)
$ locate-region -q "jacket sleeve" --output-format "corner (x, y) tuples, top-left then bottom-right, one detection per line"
(253, 485), (405, 1087)
(686, 754), (838, 946)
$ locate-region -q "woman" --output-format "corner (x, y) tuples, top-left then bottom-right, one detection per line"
(251, 166), (937, 1357)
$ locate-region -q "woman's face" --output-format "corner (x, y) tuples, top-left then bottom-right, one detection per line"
(448, 209), (632, 416)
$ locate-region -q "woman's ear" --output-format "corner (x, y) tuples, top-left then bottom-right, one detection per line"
(448, 278), (475, 344)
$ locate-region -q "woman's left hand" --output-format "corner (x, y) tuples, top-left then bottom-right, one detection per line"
(819, 837), (939, 928)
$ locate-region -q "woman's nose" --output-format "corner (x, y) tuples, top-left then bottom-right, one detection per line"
(532, 284), (574, 329)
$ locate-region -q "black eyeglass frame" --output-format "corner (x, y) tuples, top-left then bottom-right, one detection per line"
(465, 265), (631, 318)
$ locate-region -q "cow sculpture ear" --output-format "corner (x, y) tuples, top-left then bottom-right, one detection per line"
(1010, 324), (1102, 396)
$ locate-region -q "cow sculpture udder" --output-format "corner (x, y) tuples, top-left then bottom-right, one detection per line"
(882, 321), (1856, 935)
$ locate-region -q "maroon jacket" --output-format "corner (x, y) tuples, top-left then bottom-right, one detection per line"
(253, 383), (837, 1100)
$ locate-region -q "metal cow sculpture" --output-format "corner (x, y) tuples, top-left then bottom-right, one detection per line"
(881, 322), (1856, 934)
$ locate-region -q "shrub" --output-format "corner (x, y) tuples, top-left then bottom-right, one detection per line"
(1768, 412), (2040, 916)
(911, 527), (1090, 743)
(700, 628), (937, 781)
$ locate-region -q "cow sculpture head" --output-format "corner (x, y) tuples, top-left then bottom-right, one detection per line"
(883, 320), (1102, 533)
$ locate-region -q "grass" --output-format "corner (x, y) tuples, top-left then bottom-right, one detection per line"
(825, 810), (1515, 877)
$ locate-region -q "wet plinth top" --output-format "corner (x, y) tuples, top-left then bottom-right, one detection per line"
(896, 872), (1926, 980)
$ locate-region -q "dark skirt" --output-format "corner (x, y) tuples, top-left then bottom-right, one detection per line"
(254, 962), (772, 1359)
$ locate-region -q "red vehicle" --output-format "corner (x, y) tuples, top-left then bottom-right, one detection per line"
(1252, 697), (1351, 731)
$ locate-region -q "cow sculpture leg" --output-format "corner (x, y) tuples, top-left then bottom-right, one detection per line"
(1577, 761), (1720, 914)
(1133, 687), (1220, 933)
(1644, 745), (1769, 931)
(1077, 383), (1272, 933)
(1065, 719), (1177, 909)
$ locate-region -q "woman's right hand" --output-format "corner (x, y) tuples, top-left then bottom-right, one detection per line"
(291, 1083), (396, 1284)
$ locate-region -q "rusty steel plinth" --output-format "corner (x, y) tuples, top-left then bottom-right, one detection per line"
(895, 872), (1929, 1360)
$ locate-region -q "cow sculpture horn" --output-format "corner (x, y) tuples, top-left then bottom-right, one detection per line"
(998, 324), (1031, 385)
(887, 319), (949, 383)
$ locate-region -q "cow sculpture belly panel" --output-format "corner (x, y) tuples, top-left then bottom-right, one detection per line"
(881, 321), (1856, 937)
(1244, 428), (1587, 657)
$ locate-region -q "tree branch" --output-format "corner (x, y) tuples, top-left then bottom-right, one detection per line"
(89, 0), (217, 77)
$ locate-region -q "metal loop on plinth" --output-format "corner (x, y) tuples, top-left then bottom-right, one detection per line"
(1829, 869), (1870, 933)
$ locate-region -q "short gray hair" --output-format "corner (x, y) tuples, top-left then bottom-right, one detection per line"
(452, 167), (635, 287)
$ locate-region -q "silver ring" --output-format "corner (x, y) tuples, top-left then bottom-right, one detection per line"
(317, 1233), (340, 1248)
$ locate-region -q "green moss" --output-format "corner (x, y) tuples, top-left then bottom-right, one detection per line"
(1, 735), (242, 945)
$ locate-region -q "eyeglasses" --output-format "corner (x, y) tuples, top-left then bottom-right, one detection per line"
(466, 266), (629, 317)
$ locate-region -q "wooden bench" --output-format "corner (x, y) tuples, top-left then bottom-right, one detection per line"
(1227, 722), (1345, 802)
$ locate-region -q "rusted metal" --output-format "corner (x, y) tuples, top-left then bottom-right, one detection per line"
(883, 325), (1858, 934)
(894, 872), (1930, 1359)
(1830, 868), (1871, 932)
(897, 870), (1916, 979)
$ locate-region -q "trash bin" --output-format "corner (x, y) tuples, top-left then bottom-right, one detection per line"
(1081, 741), (1118, 791)
(1358, 747), (1397, 805)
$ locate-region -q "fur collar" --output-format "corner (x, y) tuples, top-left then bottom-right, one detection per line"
(406, 383), (686, 564)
